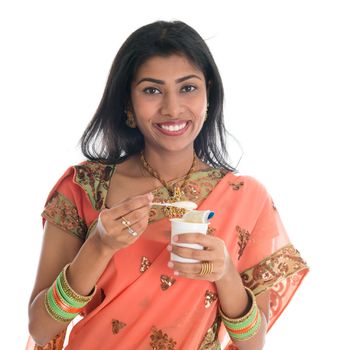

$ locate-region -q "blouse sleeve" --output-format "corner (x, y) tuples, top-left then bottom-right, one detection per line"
(237, 178), (309, 330)
(41, 166), (88, 240)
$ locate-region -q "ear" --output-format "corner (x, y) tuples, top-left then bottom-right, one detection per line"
(124, 100), (134, 113)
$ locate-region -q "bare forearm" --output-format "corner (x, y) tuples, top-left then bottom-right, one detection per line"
(66, 232), (115, 296)
(29, 233), (114, 345)
(215, 263), (249, 318)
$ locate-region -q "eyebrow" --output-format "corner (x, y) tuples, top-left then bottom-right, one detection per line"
(136, 74), (202, 86)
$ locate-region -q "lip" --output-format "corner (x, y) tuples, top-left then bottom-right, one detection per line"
(154, 121), (191, 136)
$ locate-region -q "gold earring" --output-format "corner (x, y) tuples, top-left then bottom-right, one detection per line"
(125, 110), (137, 128)
(204, 104), (209, 121)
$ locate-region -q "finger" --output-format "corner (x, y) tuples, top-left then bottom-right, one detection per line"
(100, 206), (150, 237)
(168, 261), (218, 281)
(168, 261), (203, 275)
(118, 205), (151, 226)
(107, 192), (153, 218)
(120, 213), (149, 237)
(173, 233), (219, 248)
(170, 245), (215, 261)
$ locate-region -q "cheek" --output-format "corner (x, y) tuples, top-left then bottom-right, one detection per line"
(190, 93), (207, 114)
(132, 96), (158, 118)
(192, 100), (207, 117)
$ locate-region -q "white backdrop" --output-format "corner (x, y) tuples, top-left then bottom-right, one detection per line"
(1, 1), (349, 349)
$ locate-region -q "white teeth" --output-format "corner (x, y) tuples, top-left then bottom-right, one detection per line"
(159, 122), (187, 132)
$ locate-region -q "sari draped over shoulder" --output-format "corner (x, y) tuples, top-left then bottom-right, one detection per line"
(27, 161), (308, 350)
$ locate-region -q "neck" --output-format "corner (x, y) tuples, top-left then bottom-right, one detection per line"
(141, 147), (196, 182)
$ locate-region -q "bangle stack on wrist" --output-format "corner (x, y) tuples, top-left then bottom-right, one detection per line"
(44, 264), (96, 323)
(219, 287), (262, 342)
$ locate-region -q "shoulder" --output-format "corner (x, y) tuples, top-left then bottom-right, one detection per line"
(48, 160), (116, 210)
(71, 160), (116, 210)
(227, 171), (270, 200)
(72, 160), (115, 186)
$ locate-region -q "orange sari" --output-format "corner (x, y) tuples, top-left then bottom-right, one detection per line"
(27, 162), (308, 349)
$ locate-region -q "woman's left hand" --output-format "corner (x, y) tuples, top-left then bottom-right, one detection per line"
(167, 233), (234, 282)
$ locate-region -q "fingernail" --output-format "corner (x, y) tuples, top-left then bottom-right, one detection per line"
(174, 271), (179, 276)
(168, 261), (174, 268)
(147, 193), (154, 201)
(173, 235), (178, 242)
(208, 211), (215, 219)
(166, 245), (172, 252)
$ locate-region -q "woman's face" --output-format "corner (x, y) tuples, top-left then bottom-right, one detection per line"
(130, 54), (208, 153)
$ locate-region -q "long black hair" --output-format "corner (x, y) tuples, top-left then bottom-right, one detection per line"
(80, 20), (238, 172)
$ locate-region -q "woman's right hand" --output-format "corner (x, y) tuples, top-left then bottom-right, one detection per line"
(96, 192), (154, 252)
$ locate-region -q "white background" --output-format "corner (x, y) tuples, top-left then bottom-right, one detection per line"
(0, 1), (349, 349)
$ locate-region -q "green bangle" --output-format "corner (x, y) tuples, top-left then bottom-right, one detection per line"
(47, 286), (78, 320)
(44, 291), (74, 323)
(228, 310), (262, 341)
(60, 264), (96, 304)
(56, 273), (86, 308)
(222, 304), (258, 330)
(220, 287), (262, 341)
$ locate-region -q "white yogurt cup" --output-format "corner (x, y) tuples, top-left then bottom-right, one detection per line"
(170, 218), (209, 263)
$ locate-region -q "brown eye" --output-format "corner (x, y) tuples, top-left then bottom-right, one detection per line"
(181, 85), (196, 93)
(143, 87), (161, 95)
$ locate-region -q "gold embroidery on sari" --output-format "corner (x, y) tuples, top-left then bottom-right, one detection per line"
(112, 319), (126, 334)
(42, 191), (87, 240)
(207, 226), (216, 235)
(160, 275), (176, 291)
(240, 244), (308, 296)
(140, 256), (151, 273)
(74, 162), (115, 210)
(229, 181), (244, 190)
(236, 225), (250, 260)
(33, 331), (66, 350)
(204, 290), (218, 308)
(149, 168), (228, 223)
(198, 316), (221, 350)
(150, 327), (177, 350)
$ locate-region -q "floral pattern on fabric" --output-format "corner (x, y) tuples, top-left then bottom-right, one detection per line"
(140, 256), (151, 273)
(112, 319), (126, 334)
(229, 181), (244, 190)
(240, 244), (308, 296)
(42, 191), (87, 240)
(236, 225), (251, 260)
(32, 331), (66, 350)
(204, 290), (218, 308)
(149, 168), (229, 223)
(198, 317), (221, 350)
(160, 275), (176, 291)
(150, 327), (177, 350)
(74, 162), (115, 210)
(207, 226), (217, 236)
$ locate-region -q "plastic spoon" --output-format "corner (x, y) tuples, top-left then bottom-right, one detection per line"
(151, 201), (198, 210)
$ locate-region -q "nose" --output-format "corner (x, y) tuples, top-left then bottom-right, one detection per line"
(159, 92), (182, 118)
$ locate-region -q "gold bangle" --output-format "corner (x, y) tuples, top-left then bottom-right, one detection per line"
(60, 264), (96, 304)
(44, 291), (72, 323)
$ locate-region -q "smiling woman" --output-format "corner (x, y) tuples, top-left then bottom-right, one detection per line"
(130, 55), (208, 155)
(27, 20), (308, 350)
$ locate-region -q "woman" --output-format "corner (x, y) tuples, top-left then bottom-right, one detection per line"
(27, 21), (308, 350)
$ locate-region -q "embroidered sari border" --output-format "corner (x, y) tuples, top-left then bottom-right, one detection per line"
(42, 191), (87, 240)
(240, 244), (309, 296)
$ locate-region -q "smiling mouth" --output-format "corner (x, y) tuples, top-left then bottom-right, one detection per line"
(154, 121), (191, 135)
